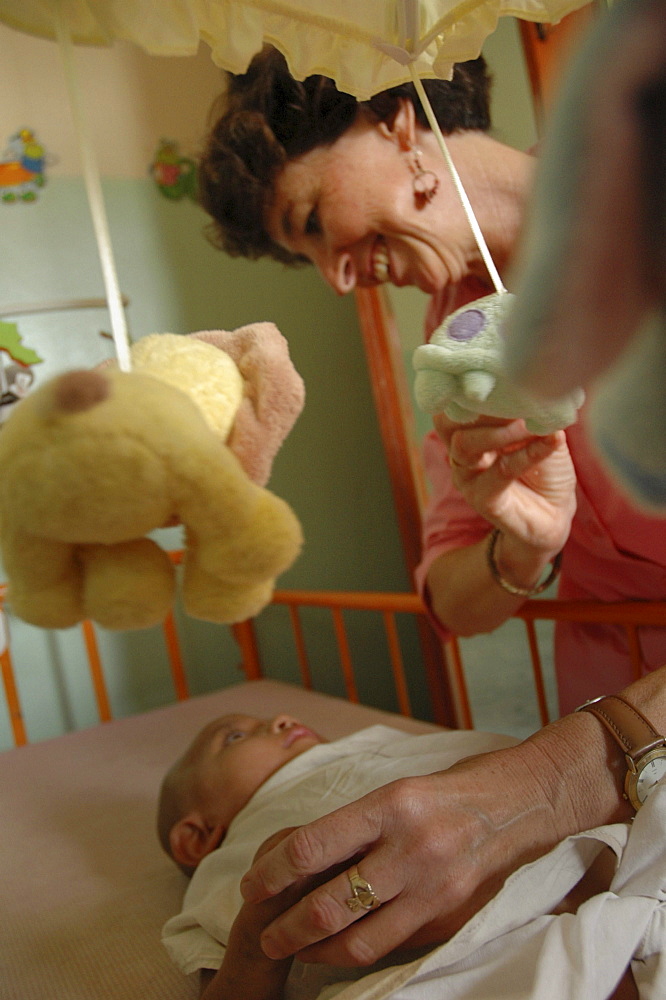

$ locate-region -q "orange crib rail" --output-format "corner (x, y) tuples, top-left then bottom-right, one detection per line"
(1, 578), (664, 747)
(270, 590), (426, 716)
(270, 591), (666, 730)
(0, 583), (26, 747)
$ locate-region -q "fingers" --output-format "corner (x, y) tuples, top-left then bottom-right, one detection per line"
(495, 432), (567, 481)
(240, 777), (496, 968)
(252, 827), (300, 863)
(294, 899), (442, 967)
(259, 859), (416, 967)
(447, 419), (547, 473)
(447, 425), (572, 496)
(432, 411), (513, 448)
(241, 800), (383, 903)
(241, 793), (417, 966)
(259, 866), (373, 962)
(442, 424), (576, 550)
(259, 851), (468, 968)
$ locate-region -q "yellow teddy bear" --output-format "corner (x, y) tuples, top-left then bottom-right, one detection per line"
(0, 323), (305, 631)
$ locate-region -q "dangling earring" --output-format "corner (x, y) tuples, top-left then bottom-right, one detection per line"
(410, 147), (439, 206)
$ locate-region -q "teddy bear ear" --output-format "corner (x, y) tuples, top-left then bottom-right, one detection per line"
(189, 324), (305, 487)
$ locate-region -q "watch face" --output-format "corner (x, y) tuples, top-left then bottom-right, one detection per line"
(634, 750), (666, 805)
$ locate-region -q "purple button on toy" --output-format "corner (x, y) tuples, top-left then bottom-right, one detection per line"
(448, 308), (486, 341)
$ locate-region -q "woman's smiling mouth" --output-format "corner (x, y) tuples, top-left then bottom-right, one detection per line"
(370, 239), (389, 283)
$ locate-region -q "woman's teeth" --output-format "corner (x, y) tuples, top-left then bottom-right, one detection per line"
(372, 243), (389, 282)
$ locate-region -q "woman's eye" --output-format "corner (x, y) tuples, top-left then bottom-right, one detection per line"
(305, 207), (320, 236)
(223, 730), (246, 746)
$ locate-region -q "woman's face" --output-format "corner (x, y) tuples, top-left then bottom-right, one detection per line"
(265, 105), (478, 297)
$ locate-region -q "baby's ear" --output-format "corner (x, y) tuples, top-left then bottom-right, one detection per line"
(169, 813), (226, 870)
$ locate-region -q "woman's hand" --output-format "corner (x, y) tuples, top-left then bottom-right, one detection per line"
(238, 667), (664, 969)
(239, 734), (584, 968)
(433, 413), (577, 559)
(424, 413), (578, 635)
(202, 829), (359, 999)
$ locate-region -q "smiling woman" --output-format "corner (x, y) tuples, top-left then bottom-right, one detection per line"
(198, 44), (493, 286)
(262, 108), (475, 296)
(194, 37), (666, 981)
(197, 39), (666, 718)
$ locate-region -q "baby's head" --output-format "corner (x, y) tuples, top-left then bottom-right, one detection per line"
(157, 713), (325, 876)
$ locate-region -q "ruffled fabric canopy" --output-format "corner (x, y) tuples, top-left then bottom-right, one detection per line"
(0, 0), (589, 100)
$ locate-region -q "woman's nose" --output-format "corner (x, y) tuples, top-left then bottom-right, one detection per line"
(269, 714), (297, 733)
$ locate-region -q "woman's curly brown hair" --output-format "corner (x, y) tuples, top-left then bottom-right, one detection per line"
(198, 45), (492, 266)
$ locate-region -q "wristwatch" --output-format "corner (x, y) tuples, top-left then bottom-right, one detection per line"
(577, 694), (666, 810)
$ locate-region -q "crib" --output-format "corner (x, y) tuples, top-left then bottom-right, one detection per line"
(2, 578), (665, 1000)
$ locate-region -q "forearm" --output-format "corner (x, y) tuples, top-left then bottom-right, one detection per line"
(515, 664), (666, 837)
(406, 671), (666, 938)
(408, 665), (666, 935)
(200, 952), (290, 1000)
(200, 828), (310, 1000)
(200, 901), (292, 1000)
(426, 533), (556, 636)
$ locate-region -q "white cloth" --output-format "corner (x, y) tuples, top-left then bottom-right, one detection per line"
(161, 725), (517, 995)
(162, 725), (666, 999)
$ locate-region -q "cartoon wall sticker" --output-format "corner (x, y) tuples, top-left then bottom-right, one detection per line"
(0, 321), (43, 424)
(1, 129), (48, 204)
(150, 139), (197, 201)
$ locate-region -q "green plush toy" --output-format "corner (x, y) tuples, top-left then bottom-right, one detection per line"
(413, 291), (584, 434)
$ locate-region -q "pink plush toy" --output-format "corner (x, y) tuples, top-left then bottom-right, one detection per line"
(0, 323), (305, 631)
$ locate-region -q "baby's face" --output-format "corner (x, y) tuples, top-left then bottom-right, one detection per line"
(188, 714), (325, 827)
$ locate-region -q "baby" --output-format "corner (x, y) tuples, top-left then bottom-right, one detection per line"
(157, 713), (325, 878)
(158, 715), (631, 1000)
(158, 714), (519, 998)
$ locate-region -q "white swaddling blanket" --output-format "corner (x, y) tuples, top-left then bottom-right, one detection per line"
(162, 725), (666, 999)
(161, 725), (517, 994)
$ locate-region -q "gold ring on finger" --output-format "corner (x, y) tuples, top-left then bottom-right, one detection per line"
(345, 865), (381, 913)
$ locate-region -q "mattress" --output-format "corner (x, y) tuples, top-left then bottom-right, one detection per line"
(0, 679), (439, 1000)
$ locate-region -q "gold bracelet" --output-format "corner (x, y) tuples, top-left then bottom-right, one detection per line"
(486, 528), (562, 597)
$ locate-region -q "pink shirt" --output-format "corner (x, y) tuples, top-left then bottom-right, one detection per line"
(416, 296), (666, 715)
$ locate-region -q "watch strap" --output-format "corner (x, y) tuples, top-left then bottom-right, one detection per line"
(577, 694), (665, 763)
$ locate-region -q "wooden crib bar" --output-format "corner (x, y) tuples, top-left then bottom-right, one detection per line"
(1, 582), (665, 748)
(271, 590), (419, 713)
(81, 619), (112, 723)
(0, 584), (26, 747)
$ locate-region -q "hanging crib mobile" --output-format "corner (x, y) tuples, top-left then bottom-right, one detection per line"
(0, 0), (591, 633)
